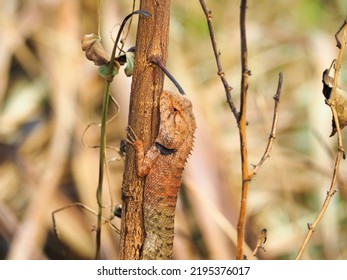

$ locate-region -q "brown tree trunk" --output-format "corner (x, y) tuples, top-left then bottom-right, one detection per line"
(119, 0), (171, 260)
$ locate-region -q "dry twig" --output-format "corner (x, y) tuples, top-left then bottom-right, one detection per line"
(235, 0), (284, 260)
(296, 19), (347, 260)
(52, 202), (120, 240)
(236, 0), (250, 260)
(247, 228), (267, 260)
(248, 73), (283, 180)
(198, 0), (238, 120)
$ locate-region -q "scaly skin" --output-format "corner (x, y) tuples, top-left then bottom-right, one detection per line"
(128, 90), (196, 260)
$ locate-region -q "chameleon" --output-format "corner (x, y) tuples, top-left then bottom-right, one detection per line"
(127, 90), (196, 260)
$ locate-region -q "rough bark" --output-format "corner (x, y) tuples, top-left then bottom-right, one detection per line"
(119, 0), (171, 260)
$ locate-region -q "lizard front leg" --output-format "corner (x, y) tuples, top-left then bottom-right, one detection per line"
(126, 126), (160, 177)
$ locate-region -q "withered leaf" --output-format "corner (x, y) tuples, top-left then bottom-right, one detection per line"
(81, 34), (110, 66)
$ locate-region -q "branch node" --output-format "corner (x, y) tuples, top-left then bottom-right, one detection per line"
(307, 223), (313, 230)
(327, 190), (338, 197)
(243, 177), (252, 183)
(338, 146), (346, 159)
(207, 11), (212, 20)
(247, 228), (267, 259)
(218, 71), (225, 77)
(273, 94), (280, 102)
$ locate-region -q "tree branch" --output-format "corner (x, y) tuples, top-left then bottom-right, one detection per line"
(247, 228), (267, 260)
(236, 0), (249, 260)
(198, 0), (239, 120)
(199, 0), (283, 260)
(120, 0), (172, 260)
(248, 72), (283, 180)
(296, 19), (347, 260)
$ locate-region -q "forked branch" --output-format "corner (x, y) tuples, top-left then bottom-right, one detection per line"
(199, 0), (283, 260)
(236, 0), (284, 260)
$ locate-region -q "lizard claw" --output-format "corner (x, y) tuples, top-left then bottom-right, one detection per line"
(126, 126), (138, 145)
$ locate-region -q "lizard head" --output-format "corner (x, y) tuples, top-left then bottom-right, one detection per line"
(156, 90), (196, 150)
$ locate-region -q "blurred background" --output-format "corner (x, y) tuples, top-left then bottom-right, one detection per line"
(1, 0), (347, 260)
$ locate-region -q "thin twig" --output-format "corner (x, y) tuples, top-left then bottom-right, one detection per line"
(335, 20), (347, 49)
(52, 202), (120, 242)
(117, 0), (136, 56)
(81, 95), (120, 149)
(236, 0), (249, 260)
(95, 10), (150, 260)
(248, 72), (283, 180)
(198, 0), (239, 120)
(296, 20), (347, 260)
(97, 0), (102, 37)
(247, 228), (267, 260)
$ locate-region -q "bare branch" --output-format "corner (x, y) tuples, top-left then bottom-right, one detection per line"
(236, 0), (250, 260)
(247, 228), (267, 260)
(296, 20), (347, 260)
(199, 0), (239, 120)
(335, 20), (347, 49)
(248, 72), (283, 180)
